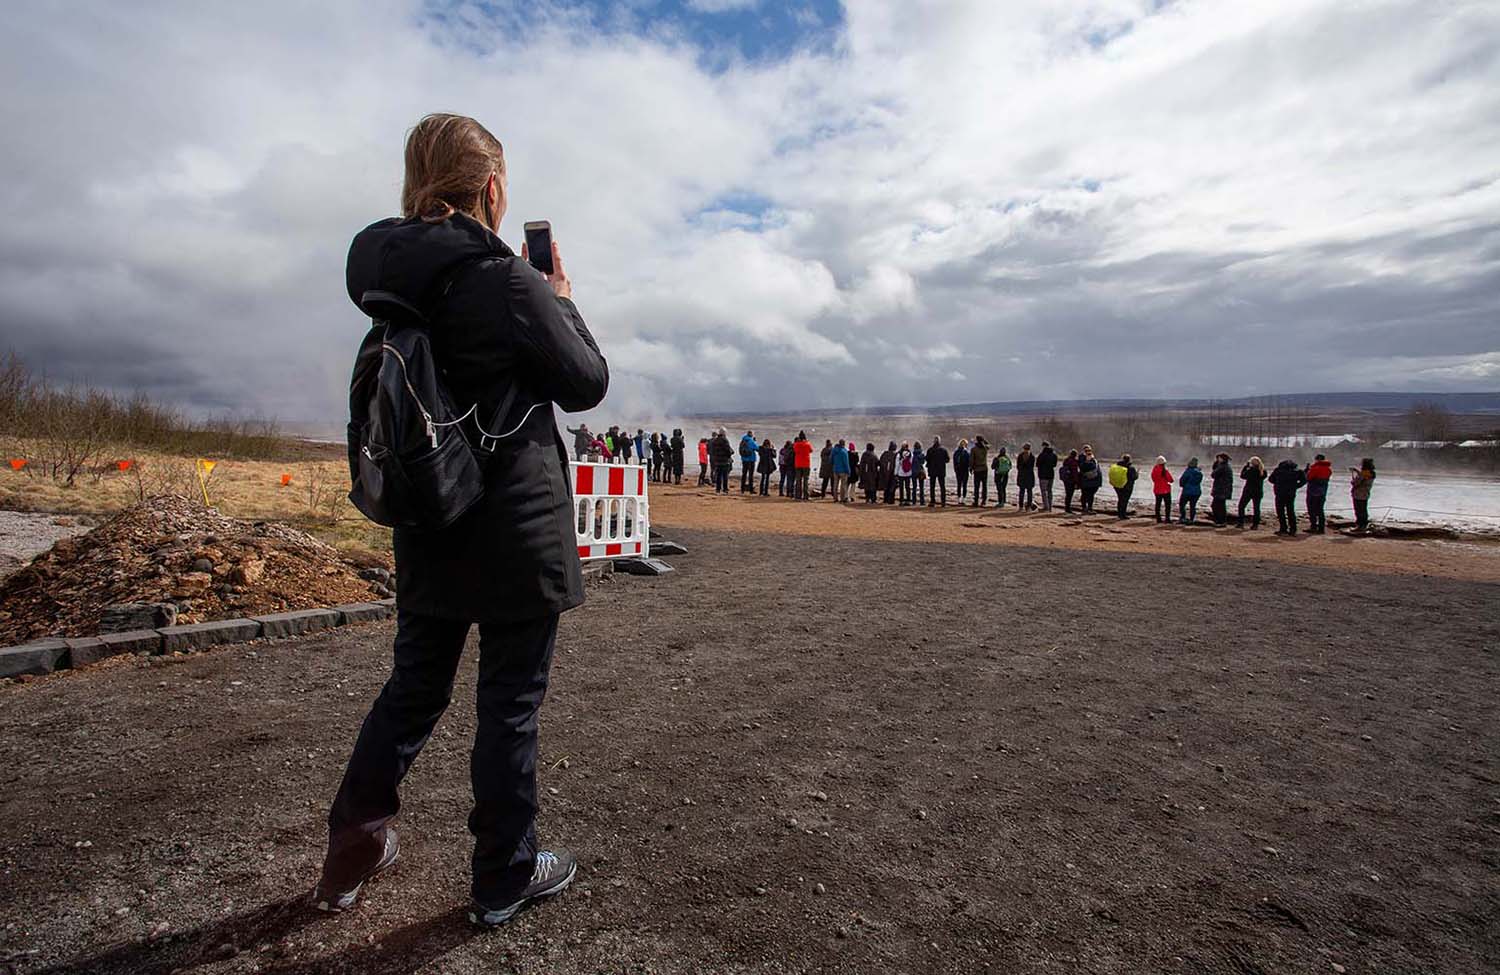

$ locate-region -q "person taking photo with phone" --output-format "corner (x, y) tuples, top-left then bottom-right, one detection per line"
(317, 113), (607, 928)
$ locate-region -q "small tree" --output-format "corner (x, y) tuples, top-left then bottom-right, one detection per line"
(1405, 401), (1454, 442)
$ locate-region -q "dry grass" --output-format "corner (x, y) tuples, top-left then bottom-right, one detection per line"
(0, 438), (390, 560)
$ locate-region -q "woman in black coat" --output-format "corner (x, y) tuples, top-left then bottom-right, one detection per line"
(322, 115), (606, 926)
(756, 439), (777, 495)
(859, 443), (880, 502)
(1237, 456), (1267, 529)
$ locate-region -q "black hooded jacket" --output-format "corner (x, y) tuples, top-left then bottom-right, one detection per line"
(346, 212), (608, 621)
(1037, 446), (1057, 478)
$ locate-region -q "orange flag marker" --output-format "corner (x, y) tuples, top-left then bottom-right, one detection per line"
(280, 473), (292, 486)
(8, 458), (25, 471)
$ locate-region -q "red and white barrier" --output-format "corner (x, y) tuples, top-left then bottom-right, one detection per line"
(571, 461), (650, 562)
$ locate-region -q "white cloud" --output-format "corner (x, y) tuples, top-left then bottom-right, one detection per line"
(685, 0), (759, 12)
(1, 0), (1497, 428)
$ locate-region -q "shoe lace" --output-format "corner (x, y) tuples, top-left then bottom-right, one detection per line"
(532, 851), (558, 881)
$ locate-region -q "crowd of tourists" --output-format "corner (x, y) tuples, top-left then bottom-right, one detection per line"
(566, 424), (1382, 534)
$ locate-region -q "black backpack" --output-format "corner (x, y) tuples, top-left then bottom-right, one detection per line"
(346, 263), (519, 530)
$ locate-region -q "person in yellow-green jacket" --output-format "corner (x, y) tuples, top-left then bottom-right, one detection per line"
(991, 447), (1012, 507)
(1108, 454), (1138, 519)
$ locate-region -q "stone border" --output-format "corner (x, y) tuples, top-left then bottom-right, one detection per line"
(0, 599), (396, 681)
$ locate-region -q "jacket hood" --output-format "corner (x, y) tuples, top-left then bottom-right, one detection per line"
(346, 212), (512, 322)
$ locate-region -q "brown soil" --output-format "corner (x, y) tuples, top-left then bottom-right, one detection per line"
(648, 480), (1500, 583)
(0, 496), (389, 643)
(1, 527), (1496, 974)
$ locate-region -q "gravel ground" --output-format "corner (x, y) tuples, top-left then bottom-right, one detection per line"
(0, 511), (92, 583)
(0, 526), (1496, 974)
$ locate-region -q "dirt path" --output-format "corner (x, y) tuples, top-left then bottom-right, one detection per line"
(1, 528), (1496, 974)
(648, 480), (1500, 582)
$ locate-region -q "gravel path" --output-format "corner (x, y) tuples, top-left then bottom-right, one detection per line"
(1, 527), (1496, 974)
(0, 510), (92, 582)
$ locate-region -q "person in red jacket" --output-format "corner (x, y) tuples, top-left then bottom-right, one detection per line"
(697, 437), (710, 486)
(792, 432), (815, 500)
(1304, 453), (1333, 534)
(1150, 455), (1174, 523)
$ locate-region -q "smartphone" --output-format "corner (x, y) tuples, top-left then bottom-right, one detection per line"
(524, 221), (554, 275)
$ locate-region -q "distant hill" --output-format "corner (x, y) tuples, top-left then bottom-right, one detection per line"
(701, 392), (1500, 419)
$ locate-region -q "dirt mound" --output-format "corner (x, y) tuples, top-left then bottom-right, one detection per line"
(0, 495), (389, 643)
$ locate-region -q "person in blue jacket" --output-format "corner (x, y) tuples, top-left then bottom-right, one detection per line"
(830, 440), (851, 501)
(1177, 457), (1204, 524)
(738, 431), (758, 494)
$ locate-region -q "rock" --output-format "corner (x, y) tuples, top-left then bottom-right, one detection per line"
(227, 558), (265, 586)
(252, 609), (339, 639)
(172, 572), (213, 595)
(359, 567), (391, 583)
(190, 558), (214, 574)
(814, 882), (826, 895)
(0, 640), (69, 679)
(917, 809), (928, 820)
(99, 602), (177, 633)
(158, 618), (262, 653)
(1331, 964), (1346, 974)
(811, 790), (828, 802)
(334, 602), (394, 625)
(1262, 846), (1279, 856)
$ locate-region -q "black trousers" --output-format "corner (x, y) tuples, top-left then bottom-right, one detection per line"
(1211, 497), (1227, 525)
(972, 471), (988, 506)
(1353, 498), (1370, 529)
(1063, 482), (1076, 512)
(698, 463), (707, 486)
(1115, 485), (1133, 518)
(1307, 492), (1326, 532)
(1275, 494), (1297, 533)
(1081, 482), (1098, 512)
(956, 469), (969, 498)
(929, 473), (947, 506)
(1017, 484), (1033, 510)
(1238, 494), (1262, 527)
(740, 462), (754, 492)
(325, 609), (557, 904)
(1179, 494), (1198, 522)
(995, 473), (1009, 506)
(914, 475), (926, 505)
(759, 471), (771, 495)
(1154, 494), (1171, 522)
(713, 465), (730, 493)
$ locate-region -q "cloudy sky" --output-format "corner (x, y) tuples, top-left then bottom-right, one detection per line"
(2, 0), (1497, 427)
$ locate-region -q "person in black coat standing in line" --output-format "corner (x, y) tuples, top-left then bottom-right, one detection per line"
(859, 443), (880, 502)
(925, 437), (950, 506)
(756, 438), (777, 496)
(1237, 456), (1267, 529)
(1268, 459), (1306, 535)
(323, 115), (607, 927)
(1015, 444), (1036, 511)
(1209, 453), (1233, 526)
(952, 439), (971, 501)
(709, 428), (734, 493)
(879, 441), (898, 504)
(669, 429), (685, 484)
(1059, 449), (1080, 513)
(1036, 442), (1058, 511)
